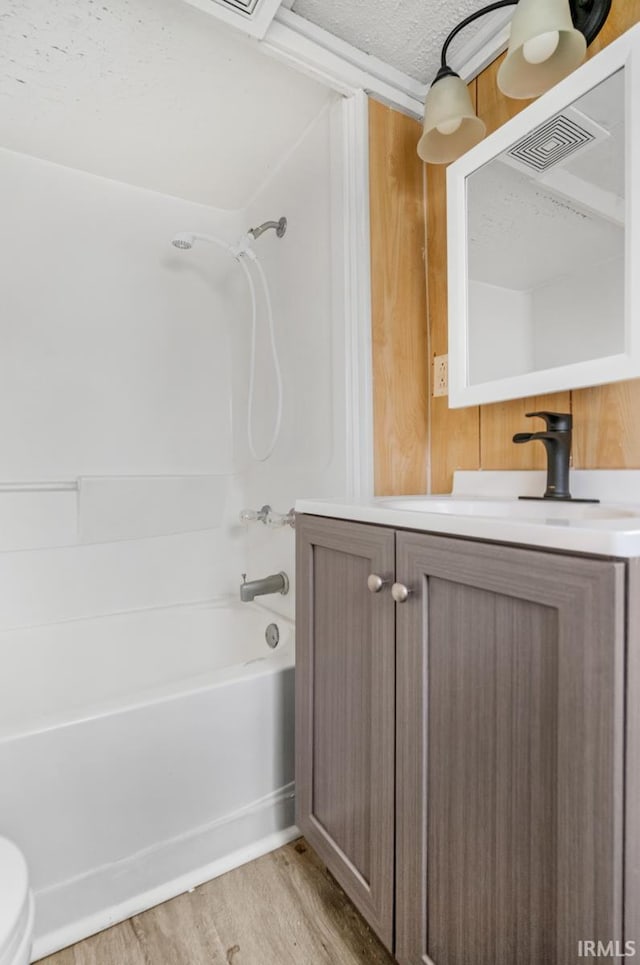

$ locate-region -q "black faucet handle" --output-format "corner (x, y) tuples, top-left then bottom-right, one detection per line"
(525, 411), (572, 432)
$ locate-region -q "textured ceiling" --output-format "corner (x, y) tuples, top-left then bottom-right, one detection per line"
(290, 0), (509, 84)
(0, 0), (331, 208)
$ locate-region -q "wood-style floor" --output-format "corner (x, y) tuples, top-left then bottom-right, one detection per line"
(37, 840), (396, 965)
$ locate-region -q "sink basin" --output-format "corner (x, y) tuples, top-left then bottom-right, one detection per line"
(296, 471), (640, 556)
(379, 496), (638, 522)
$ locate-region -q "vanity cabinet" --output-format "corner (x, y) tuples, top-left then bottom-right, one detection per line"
(295, 517), (396, 948)
(296, 514), (628, 965)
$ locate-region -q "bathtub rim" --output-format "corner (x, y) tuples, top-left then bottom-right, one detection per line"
(0, 599), (295, 743)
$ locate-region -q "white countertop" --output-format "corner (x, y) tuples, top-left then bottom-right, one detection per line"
(296, 471), (640, 558)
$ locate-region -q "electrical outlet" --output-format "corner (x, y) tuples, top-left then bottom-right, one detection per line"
(433, 354), (448, 397)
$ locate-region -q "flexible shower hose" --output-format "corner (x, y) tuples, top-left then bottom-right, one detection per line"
(190, 233), (283, 462)
(236, 251), (283, 462)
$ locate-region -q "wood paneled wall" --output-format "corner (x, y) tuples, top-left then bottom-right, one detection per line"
(369, 101), (429, 496)
(371, 4), (640, 496)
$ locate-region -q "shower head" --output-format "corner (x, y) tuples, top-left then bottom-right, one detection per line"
(171, 232), (195, 250)
(248, 217), (287, 240)
(171, 219), (286, 257)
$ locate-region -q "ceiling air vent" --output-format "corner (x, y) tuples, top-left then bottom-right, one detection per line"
(508, 114), (594, 173)
(502, 107), (609, 176)
(182, 0), (284, 39)
(216, 0), (260, 15)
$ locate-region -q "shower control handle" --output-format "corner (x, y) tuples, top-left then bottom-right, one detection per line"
(368, 574), (390, 594)
(391, 583), (413, 604)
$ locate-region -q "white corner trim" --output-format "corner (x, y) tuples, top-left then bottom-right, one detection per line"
(260, 6), (513, 116)
(274, 8), (427, 101)
(331, 93), (375, 500)
(260, 8), (425, 118)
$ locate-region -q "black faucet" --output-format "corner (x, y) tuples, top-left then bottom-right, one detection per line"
(513, 411), (573, 500)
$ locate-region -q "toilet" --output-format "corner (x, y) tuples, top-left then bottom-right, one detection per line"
(0, 838), (34, 965)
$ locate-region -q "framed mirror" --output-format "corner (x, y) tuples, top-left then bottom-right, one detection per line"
(447, 24), (640, 408)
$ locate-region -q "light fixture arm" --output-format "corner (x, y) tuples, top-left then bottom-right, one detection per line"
(439, 0), (517, 74)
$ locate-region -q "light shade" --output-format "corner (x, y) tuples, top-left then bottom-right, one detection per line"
(498, 0), (587, 99)
(417, 72), (487, 164)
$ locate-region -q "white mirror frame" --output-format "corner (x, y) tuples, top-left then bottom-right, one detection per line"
(447, 23), (640, 409)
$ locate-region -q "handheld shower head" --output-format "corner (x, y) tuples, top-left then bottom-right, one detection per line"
(171, 232), (195, 250)
(171, 232), (238, 259)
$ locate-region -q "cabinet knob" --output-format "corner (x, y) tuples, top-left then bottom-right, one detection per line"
(391, 583), (413, 604)
(368, 574), (389, 594)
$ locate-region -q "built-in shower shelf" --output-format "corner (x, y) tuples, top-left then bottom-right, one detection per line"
(0, 475), (237, 552)
(0, 480), (78, 492)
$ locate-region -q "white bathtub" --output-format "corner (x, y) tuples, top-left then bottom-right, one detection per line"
(0, 600), (296, 961)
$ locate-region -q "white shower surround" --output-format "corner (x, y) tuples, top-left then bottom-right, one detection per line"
(0, 28), (373, 959)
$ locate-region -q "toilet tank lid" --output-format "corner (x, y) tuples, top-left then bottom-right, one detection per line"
(0, 838), (29, 954)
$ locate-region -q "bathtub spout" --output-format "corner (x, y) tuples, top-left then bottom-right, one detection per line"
(240, 572), (289, 602)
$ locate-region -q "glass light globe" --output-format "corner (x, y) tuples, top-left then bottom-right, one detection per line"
(522, 29), (560, 64)
(436, 116), (463, 136)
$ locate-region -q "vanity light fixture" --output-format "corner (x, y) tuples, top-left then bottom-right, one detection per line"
(417, 0), (612, 164)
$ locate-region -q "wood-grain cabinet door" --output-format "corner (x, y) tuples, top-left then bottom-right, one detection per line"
(296, 514), (396, 950)
(395, 532), (626, 965)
